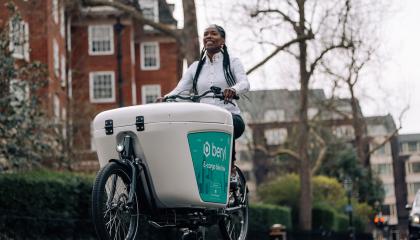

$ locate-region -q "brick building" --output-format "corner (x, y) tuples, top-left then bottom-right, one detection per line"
(1, 0), (182, 169)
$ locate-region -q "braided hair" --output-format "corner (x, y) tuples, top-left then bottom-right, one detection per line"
(192, 25), (236, 94)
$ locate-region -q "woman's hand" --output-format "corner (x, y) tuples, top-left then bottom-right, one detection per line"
(155, 97), (165, 103)
(223, 88), (236, 103)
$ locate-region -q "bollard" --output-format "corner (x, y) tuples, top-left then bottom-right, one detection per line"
(269, 224), (287, 240)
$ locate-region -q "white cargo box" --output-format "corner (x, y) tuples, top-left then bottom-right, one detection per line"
(93, 102), (234, 209)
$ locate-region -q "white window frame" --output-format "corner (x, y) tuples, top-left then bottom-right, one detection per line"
(52, 0), (59, 23)
(141, 84), (161, 104)
(53, 39), (59, 77)
(140, 42), (160, 70)
(9, 19), (29, 61)
(89, 71), (116, 103)
(88, 25), (114, 55)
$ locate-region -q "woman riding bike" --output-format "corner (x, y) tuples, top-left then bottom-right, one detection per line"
(160, 24), (250, 175)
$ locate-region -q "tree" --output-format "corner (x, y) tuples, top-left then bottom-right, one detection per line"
(246, 0), (354, 230)
(81, 0), (200, 65)
(0, 6), (65, 171)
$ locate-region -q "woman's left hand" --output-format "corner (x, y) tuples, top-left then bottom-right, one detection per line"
(223, 88), (236, 103)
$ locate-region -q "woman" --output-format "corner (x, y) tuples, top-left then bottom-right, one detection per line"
(163, 24), (250, 170)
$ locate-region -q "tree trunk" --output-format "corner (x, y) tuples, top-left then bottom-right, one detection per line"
(296, 0), (312, 231)
(349, 83), (368, 166)
(181, 0), (200, 65)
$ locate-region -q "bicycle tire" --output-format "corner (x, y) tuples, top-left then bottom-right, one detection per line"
(219, 167), (249, 240)
(92, 162), (140, 240)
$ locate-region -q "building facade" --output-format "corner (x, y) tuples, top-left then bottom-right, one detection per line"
(0, 0), (182, 170)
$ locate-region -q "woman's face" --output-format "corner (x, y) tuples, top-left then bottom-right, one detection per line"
(203, 26), (225, 52)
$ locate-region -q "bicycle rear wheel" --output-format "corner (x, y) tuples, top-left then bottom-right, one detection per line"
(219, 167), (249, 240)
(92, 162), (140, 240)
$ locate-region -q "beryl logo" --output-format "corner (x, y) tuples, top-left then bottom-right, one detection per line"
(203, 141), (227, 161)
(203, 142), (211, 157)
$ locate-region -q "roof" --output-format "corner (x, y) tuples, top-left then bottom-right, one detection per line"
(238, 89), (326, 122)
(365, 114), (397, 132)
(399, 133), (420, 142)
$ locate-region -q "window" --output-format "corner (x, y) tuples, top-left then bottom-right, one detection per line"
(141, 42), (160, 70)
(408, 182), (420, 195)
(141, 84), (161, 104)
(52, 0), (58, 23)
(9, 79), (29, 107)
(265, 128), (288, 145)
(264, 109), (285, 122)
(9, 19), (29, 60)
(60, 5), (65, 37)
(408, 141), (418, 153)
(61, 55), (66, 87)
(407, 162), (420, 174)
(89, 71), (115, 103)
(139, 0), (159, 29)
(372, 163), (393, 176)
(308, 107), (319, 120)
(88, 25), (114, 55)
(333, 125), (354, 138)
(53, 94), (60, 123)
(383, 183), (395, 197)
(53, 39), (59, 77)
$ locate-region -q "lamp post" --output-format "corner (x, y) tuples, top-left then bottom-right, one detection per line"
(344, 178), (355, 240)
(114, 17), (124, 107)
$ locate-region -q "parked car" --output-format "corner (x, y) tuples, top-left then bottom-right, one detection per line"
(407, 190), (420, 240)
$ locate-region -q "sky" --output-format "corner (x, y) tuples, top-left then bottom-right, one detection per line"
(167, 0), (420, 134)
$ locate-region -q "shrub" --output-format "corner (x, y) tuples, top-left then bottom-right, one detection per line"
(0, 170), (95, 239)
(248, 203), (292, 240)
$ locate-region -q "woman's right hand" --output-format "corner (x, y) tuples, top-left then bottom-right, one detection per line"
(155, 97), (165, 103)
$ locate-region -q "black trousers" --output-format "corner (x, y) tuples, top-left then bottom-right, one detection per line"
(232, 114), (245, 162)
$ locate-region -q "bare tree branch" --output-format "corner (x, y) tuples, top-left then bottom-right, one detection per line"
(247, 33), (314, 75)
(310, 129), (327, 175)
(254, 144), (300, 160)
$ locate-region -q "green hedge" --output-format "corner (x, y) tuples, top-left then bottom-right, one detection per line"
(0, 170), (294, 239)
(0, 170), (95, 239)
(248, 203), (292, 240)
(312, 203), (336, 230)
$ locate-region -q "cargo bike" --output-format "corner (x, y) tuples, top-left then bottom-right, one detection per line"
(91, 87), (249, 240)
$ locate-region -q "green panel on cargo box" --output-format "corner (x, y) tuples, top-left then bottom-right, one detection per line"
(188, 132), (232, 203)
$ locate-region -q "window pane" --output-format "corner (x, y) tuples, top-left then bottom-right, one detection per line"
(93, 74), (113, 99)
(408, 141), (418, 152)
(144, 44), (157, 67)
(90, 26), (112, 53)
(412, 162), (420, 173)
(142, 85), (161, 104)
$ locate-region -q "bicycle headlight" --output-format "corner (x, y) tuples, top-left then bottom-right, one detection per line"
(412, 215), (420, 224)
(116, 144), (124, 153)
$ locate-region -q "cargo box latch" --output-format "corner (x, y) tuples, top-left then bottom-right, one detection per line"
(105, 119), (113, 135)
(136, 116), (144, 131)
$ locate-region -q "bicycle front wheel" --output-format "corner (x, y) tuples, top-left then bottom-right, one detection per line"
(219, 167), (249, 240)
(92, 162), (140, 240)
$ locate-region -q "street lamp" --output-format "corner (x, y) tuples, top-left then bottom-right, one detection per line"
(344, 177), (355, 240)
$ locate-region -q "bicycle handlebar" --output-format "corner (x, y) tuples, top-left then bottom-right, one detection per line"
(164, 87), (239, 106)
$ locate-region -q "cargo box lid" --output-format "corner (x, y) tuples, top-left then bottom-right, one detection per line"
(93, 102), (233, 130)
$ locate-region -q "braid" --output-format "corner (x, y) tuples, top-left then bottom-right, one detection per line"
(221, 45), (236, 87)
(192, 47), (207, 94)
